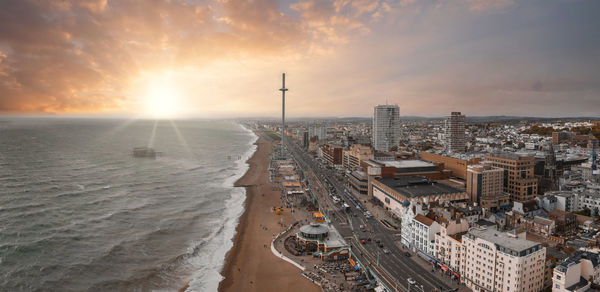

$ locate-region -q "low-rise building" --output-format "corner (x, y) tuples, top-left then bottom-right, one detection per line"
(412, 214), (440, 257)
(372, 176), (469, 215)
(347, 170), (368, 196)
(434, 218), (468, 276)
(548, 209), (577, 235)
(552, 251), (600, 292)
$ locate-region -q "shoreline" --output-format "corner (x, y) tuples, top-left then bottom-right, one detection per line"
(217, 133), (320, 292)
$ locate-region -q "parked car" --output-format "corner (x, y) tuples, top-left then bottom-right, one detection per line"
(382, 248), (390, 254)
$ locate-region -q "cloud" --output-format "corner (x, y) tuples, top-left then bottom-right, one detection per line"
(0, 0), (389, 114)
(0, 0), (598, 117)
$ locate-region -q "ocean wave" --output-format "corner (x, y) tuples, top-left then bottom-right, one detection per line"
(185, 123), (257, 292)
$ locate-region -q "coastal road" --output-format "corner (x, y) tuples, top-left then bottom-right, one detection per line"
(282, 137), (453, 292)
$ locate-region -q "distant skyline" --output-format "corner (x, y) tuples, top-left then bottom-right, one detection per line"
(1, 0), (599, 118)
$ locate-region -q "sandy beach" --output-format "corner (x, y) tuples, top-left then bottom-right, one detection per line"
(218, 136), (320, 292)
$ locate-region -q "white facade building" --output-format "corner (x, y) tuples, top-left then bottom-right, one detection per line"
(552, 251), (600, 292)
(412, 214), (440, 256)
(372, 105), (400, 152)
(461, 228), (546, 292)
(399, 201), (427, 248)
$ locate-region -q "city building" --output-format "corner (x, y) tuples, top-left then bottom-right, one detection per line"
(485, 153), (538, 201)
(577, 191), (600, 216)
(445, 112), (466, 153)
(372, 104), (400, 152)
(318, 144), (343, 165)
(372, 176), (468, 214)
(547, 191), (579, 213)
(461, 227), (546, 292)
(548, 209), (577, 235)
(342, 144), (373, 170)
(309, 124), (327, 141)
(420, 152), (483, 180)
(552, 251), (600, 292)
(347, 170), (368, 196)
(399, 201), (428, 248)
(434, 218), (468, 276)
(411, 214), (440, 257)
(467, 164), (510, 210)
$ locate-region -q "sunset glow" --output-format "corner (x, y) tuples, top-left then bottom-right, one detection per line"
(0, 0), (598, 117)
(137, 72), (185, 119)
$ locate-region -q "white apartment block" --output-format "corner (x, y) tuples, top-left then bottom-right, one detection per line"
(552, 251), (600, 292)
(445, 111), (466, 153)
(577, 191), (600, 216)
(372, 105), (400, 152)
(412, 214), (440, 257)
(461, 228), (546, 292)
(399, 201), (427, 248)
(550, 191), (579, 212)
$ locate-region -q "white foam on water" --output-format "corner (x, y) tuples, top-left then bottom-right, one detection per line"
(185, 123), (258, 292)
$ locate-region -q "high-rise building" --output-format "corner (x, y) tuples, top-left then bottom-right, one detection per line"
(467, 164), (510, 210)
(309, 125), (327, 141)
(461, 228), (546, 292)
(445, 112), (466, 153)
(372, 105), (400, 152)
(485, 153), (538, 202)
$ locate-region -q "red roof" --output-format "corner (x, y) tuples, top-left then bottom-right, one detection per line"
(414, 214), (435, 226)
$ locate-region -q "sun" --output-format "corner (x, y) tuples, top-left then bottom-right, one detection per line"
(137, 71), (184, 119)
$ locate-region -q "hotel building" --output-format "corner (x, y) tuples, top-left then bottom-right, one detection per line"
(461, 227), (546, 292)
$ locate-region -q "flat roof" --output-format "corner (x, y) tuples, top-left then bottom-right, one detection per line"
(376, 176), (463, 198)
(466, 228), (542, 255)
(374, 159), (434, 168)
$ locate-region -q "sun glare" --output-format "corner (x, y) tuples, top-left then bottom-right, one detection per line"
(138, 72), (184, 119)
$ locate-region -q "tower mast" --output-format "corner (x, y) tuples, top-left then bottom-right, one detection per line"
(279, 73), (288, 157)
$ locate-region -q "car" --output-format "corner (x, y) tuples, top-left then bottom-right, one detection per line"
(378, 243), (384, 248)
(404, 252), (411, 257)
(374, 239), (381, 244)
(407, 278), (416, 285)
(361, 239), (366, 244)
(382, 248), (390, 254)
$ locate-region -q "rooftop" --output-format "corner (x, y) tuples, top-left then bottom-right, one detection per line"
(466, 227), (542, 256)
(374, 159), (434, 169)
(414, 214), (435, 226)
(375, 176), (463, 198)
(556, 251), (600, 273)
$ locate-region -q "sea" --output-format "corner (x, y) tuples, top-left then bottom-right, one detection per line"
(0, 118), (257, 292)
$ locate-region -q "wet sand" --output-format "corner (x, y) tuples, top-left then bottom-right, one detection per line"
(218, 136), (320, 292)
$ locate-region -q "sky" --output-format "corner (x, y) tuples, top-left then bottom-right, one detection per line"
(0, 0), (599, 118)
